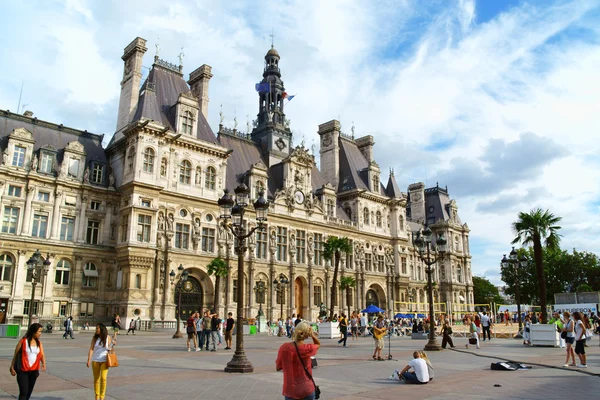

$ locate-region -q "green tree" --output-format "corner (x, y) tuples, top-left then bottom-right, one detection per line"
(340, 276), (356, 317)
(512, 208), (562, 323)
(207, 257), (228, 311)
(323, 236), (352, 321)
(472, 276), (503, 305)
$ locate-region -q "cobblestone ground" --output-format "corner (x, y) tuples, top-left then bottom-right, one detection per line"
(1, 330), (599, 399)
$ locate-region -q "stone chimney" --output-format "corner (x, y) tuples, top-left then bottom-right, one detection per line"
(318, 120), (341, 189)
(188, 64), (213, 120)
(408, 182), (426, 223)
(355, 135), (375, 162)
(116, 37), (147, 133)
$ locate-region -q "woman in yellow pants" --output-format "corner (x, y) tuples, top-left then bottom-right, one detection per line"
(86, 323), (114, 400)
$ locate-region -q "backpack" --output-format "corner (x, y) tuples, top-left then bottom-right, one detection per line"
(64, 320), (68, 328)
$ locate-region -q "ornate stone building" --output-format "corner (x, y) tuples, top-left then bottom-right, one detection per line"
(0, 37), (472, 326)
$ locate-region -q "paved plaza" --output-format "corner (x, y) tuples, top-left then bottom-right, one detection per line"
(1, 330), (599, 399)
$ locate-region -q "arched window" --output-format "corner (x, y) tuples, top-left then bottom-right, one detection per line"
(135, 274), (142, 289)
(344, 207), (352, 220)
(195, 167), (202, 185)
(143, 148), (155, 173)
(127, 147), (135, 171)
(82, 262), (97, 288)
(54, 259), (71, 285)
(205, 166), (216, 190)
(160, 158), (167, 177)
(0, 254), (13, 281)
(376, 211), (382, 227)
(179, 160), (191, 184)
(363, 208), (369, 225)
(181, 111), (195, 135)
(327, 199), (334, 216)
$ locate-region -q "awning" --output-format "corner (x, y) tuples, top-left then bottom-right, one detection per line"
(83, 269), (99, 277)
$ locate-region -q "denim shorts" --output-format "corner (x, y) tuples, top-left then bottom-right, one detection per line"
(565, 336), (574, 345)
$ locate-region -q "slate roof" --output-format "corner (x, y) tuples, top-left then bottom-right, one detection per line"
(217, 133), (265, 192)
(338, 139), (369, 192)
(424, 186), (461, 224)
(386, 174), (402, 198)
(0, 110), (107, 164)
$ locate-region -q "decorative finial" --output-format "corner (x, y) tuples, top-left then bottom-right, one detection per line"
(246, 114), (251, 133)
(311, 138), (316, 155)
(233, 109), (238, 130)
(155, 35), (160, 58)
(219, 104), (224, 125)
(270, 28), (275, 48)
(351, 121), (355, 138)
(178, 47), (185, 66)
(301, 134), (306, 148)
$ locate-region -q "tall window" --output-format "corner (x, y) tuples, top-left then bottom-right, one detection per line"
(327, 199), (334, 216)
(32, 214), (48, 238)
(254, 180), (265, 198)
(54, 259), (71, 285)
(2, 207), (19, 234)
(344, 207), (352, 220)
(68, 158), (80, 177)
(23, 300), (39, 316)
(233, 279), (238, 303)
(135, 274), (142, 289)
(179, 160), (191, 184)
(363, 208), (369, 225)
(137, 215), (151, 242)
(40, 152), (53, 173)
(0, 254), (13, 281)
(160, 158), (167, 177)
(377, 254), (385, 272)
(8, 185), (22, 197)
(365, 253), (372, 271)
(255, 282), (266, 304)
(91, 164), (104, 183)
(373, 175), (379, 193)
(175, 223), (190, 249)
(127, 147), (135, 171)
(296, 230), (306, 264)
(82, 262), (98, 288)
(58, 217), (74, 241)
(86, 220), (100, 244)
(313, 285), (322, 306)
(120, 216), (128, 241)
(143, 148), (155, 173)
(457, 265), (463, 283)
(181, 111), (194, 134)
(314, 233), (324, 266)
(401, 257), (407, 274)
(256, 230), (267, 259)
(376, 211), (382, 228)
(201, 227), (215, 252)
(12, 146), (26, 167)
(276, 227), (287, 262)
(205, 166), (216, 190)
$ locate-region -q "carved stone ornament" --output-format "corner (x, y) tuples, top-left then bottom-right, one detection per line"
(275, 137), (287, 151)
(322, 133), (332, 147)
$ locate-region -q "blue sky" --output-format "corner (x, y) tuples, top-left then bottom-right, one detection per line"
(1, 0), (599, 285)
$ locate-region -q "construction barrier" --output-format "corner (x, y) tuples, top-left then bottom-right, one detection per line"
(393, 302), (447, 319)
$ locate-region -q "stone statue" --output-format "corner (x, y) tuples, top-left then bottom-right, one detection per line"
(158, 212), (165, 231)
(307, 236), (314, 255)
(83, 166), (90, 183)
(108, 171), (115, 188)
(294, 169), (304, 184)
(193, 219), (201, 236)
(270, 230), (276, 248)
(234, 116), (238, 130)
(2, 147), (8, 165)
(386, 248), (394, 265)
(246, 115), (251, 133)
(31, 154), (38, 171)
(319, 303), (327, 319)
(166, 214), (174, 232)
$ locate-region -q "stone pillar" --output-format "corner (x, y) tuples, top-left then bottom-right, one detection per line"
(20, 185), (35, 235)
(75, 195), (88, 243)
(307, 267), (314, 321)
(50, 189), (63, 239)
(247, 259), (254, 318)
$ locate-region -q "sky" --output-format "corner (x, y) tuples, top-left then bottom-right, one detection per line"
(1, 0), (599, 286)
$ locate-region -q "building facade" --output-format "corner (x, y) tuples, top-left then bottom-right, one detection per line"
(0, 37), (472, 326)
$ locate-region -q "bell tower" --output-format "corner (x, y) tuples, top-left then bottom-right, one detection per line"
(251, 46), (292, 167)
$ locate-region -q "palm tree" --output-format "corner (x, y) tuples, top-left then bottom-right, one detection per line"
(323, 236), (352, 321)
(207, 257), (229, 311)
(512, 208), (561, 323)
(340, 276), (356, 318)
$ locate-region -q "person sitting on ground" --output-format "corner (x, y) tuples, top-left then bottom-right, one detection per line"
(396, 351), (430, 384)
(419, 351), (434, 381)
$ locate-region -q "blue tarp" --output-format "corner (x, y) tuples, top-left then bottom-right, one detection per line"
(362, 305), (384, 314)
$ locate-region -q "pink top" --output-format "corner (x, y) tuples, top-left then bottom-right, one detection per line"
(276, 342), (319, 399)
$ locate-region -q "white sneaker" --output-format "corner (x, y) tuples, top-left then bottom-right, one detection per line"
(579, 364), (587, 368)
(195, 348), (201, 352)
(187, 348), (191, 352)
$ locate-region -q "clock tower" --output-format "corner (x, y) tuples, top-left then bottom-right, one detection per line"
(251, 46), (292, 167)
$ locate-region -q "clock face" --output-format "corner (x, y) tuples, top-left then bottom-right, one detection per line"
(184, 281), (193, 291)
(294, 190), (305, 204)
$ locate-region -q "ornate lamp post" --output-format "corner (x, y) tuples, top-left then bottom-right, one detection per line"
(412, 226), (447, 351)
(26, 250), (51, 327)
(273, 273), (289, 320)
(169, 264), (189, 339)
(253, 279), (266, 317)
(218, 185), (269, 373)
(501, 247), (527, 334)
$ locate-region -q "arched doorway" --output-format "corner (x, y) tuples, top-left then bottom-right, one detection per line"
(175, 276), (203, 320)
(366, 289), (379, 307)
(294, 277), (303, 317)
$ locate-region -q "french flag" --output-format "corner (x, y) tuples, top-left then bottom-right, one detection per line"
(282, 92), (295, 102)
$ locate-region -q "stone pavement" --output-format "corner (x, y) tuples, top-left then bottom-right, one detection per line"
(1, 331), (599, 399)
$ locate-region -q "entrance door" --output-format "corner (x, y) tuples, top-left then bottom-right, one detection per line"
(294, 278), (303, 317)
(366, 289), (379, 308)
(0, 298), (7, 324)
(175, 277), (203, 320)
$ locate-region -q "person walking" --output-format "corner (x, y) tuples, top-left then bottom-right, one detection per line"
(440, 321), (455, 349)
(562, 311), (576, 367)
(63, 316), (74, 339)
(126, 319), (136, 335)
(224, 312), (235, 350)
(523, 315), (532, 346)
(464, 317), (480, 349)
(86, 323), (114, 400)
(210, 313), (221, 352)
(10, 323), (46, 400)
(111, 314), (121, 338)
(186, 313), (199, 352)
(573, 311), (587, 368)
(276, 322), (320, 400)
(337, 313), (348, 347)
(201, 310), (212, 350)
(481, 311), (491, 341)
(195, 312), (204, 349)
(350, 313), (358, 340)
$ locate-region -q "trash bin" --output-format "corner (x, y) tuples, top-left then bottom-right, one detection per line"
(0, 324), (20, 338)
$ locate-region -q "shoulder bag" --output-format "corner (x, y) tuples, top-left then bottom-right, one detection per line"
(106, 340), (119, 368)
(293, 342), (320, 399)
(13, 340), (24, 373)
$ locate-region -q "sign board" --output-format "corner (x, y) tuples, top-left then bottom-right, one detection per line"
(497, 305), (533, 313)
(552, 303), (598, 315)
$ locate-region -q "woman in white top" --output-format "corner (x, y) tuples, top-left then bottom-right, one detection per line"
(572, 312), (587, 368)
(10, 323), (46, 400)
(562, 311), (576, 367)
(87, 323), (114, 400)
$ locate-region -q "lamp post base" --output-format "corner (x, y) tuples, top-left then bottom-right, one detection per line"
(172, 331), (183, 339)
(224, 352), (254, 373)
(424, 338), (444, 351)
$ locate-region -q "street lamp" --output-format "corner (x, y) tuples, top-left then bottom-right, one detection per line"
(273, 273), (289, 321)
(169, 264), (189, 339)
(218, 186), (269, 373)
(501, 247), (527, 335)
(25, 250), (51, 327)
(253, 279), (266, 317)
(412, 226), (447, 351)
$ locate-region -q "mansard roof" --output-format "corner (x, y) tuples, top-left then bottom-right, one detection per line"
(339, 139), (369, 192)
(0, 110), (107, 164)
(386, 172), (402, 199)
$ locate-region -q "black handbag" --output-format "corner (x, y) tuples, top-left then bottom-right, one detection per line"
(293, 342), (320, 399)
(14, 348), (23, 373)
(561, 331), (567, 339)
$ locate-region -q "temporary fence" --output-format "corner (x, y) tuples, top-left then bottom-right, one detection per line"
(393, 301), (447, 319)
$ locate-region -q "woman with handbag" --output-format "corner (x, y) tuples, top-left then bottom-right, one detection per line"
(276, 321), (321, 400)
(562, 311), (576, 367)
(440, 321), (455, 349)
(87, 323), (115, 400)
(9, 323), (46, 400)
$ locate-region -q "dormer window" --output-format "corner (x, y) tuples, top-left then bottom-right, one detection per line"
(143, 148), (155, 173)
(181, 111), (195, 135)
(327, 199), (334, 217)
(373, 175), (379, 193)
(179, 160), (191, 184)
(91, 163), (105, 184)
(40, 152), (54, 174)
(205, 166), (216, 190)
(68, 158), (80, 177)
(253, 180), (265, 198)
(12, 146), (26, 167)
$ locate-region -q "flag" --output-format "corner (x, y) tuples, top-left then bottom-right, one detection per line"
(282, 92), (296, 102)
(287, 94), (295, 101)
(255, 82), (270, 93)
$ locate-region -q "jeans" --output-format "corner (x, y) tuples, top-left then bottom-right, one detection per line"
(402, 371), (427, 384)
(338, 329), (348, 346)
(63, 328), (73, 339)
(202, 329), (211, 349)
(482, 325), (491, 340)
(210, 331), (219, 350)
(92, 361), (108, 398)
(286, 325), (291, 337)
(285, 391), (316, 400)
(16, 370), (39, 400)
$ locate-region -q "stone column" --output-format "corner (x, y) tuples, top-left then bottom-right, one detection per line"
(50, 189), (63, 239)
(20, 184), (35, 235)
(75, 195), (88, 243)
(307, 267), (314, 320)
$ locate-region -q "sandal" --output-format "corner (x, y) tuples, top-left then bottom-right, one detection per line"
(377, 357), (385, 361)
(373, 355), (377, 360)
